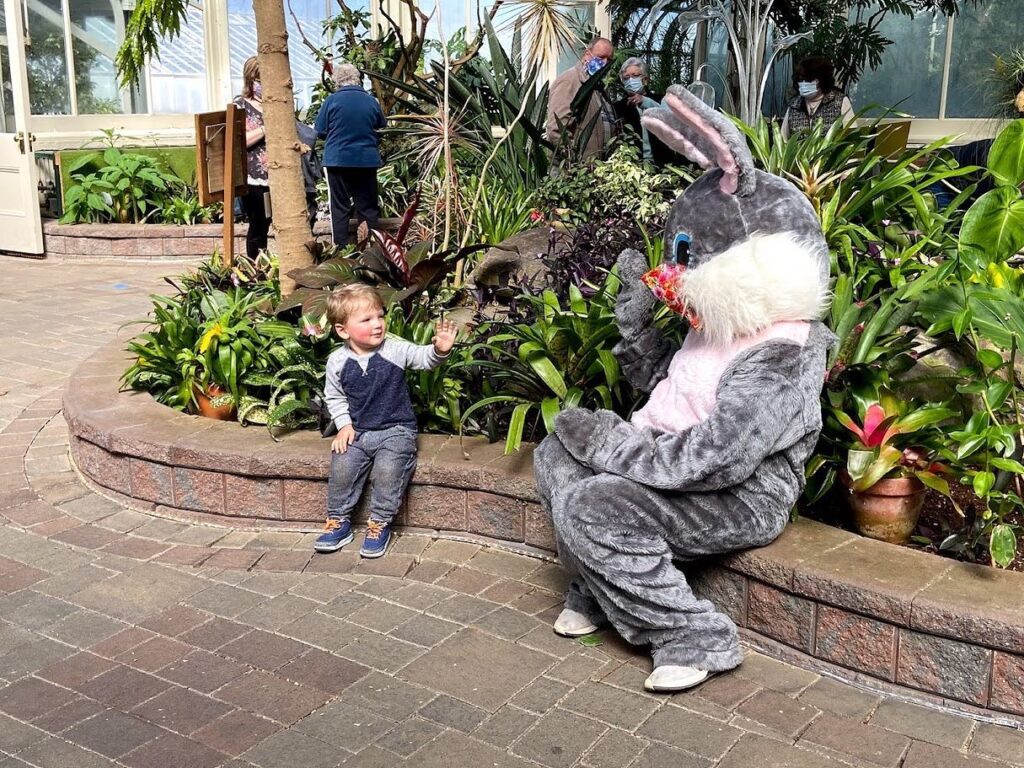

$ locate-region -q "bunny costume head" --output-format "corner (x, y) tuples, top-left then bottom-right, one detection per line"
(640, 86), (829, 346)
(533, 83), (833, 694)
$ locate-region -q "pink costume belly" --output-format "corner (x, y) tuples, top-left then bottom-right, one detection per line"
(631, 321), (810, 434)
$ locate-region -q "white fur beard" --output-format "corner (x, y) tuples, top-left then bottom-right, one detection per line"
(682, 232), (830, 346)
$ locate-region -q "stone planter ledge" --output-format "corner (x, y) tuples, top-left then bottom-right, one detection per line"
(43, 217), (402, 262)
(64, 340), (1024, 721)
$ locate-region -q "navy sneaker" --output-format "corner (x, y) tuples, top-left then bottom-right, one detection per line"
(359, 520), (392, 558)
(314, 518), (353, 553)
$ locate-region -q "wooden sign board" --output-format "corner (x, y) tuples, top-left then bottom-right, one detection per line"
(195, 107), (247, 206)
(195, 104), (249, 267)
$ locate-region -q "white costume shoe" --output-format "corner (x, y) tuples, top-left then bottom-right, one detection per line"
(552, 608), (600, 637)
(644, 665), (710, 692)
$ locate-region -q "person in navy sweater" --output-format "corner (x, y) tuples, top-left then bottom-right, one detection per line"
(315, 63), (387, 246)
(316, 284), (458, 558)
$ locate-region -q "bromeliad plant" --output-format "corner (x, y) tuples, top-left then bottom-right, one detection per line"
(836, 395), (955, 494)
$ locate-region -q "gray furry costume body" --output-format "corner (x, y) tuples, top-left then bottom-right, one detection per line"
(533, 86), (834, 677)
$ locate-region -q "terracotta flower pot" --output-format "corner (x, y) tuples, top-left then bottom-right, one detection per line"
(193, 384), (236, 421)
(843, 474), (926, 545)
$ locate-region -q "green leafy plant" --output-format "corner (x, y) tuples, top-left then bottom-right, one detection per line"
(60, 173), (119, 224)
(958, 119), (1024, 267)
(235, 328), (330, 435)
(920, 311), (1024, 569)
(988, 46), (1024, 118)
(736, 116), (976, 267)
(370, 15), (553, 192)
(191, 291), (295, 404)
(160, 193), (221, 225)
(121, 292), (203, 411)
(279, 202), (486, 318)
(537, 142), (689, 227)
(456, 272), (639, 454)
(468, 176), (537, 246)
(60, 147), (184, 224)
(115, 0), (189, 88)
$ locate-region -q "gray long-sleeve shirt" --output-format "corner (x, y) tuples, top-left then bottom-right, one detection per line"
(324, 338), (446, 431)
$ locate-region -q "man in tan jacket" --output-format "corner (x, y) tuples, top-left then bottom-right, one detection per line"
(545, 37), (617, 163)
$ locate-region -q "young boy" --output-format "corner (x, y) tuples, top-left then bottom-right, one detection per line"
(315, 284), (458, 557)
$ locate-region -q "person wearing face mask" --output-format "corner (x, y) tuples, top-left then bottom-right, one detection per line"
(545, 37), (618, 163)
(232, 56), (273, 260)
(612, 57), (676, 167)
(780, 56), (854, 140)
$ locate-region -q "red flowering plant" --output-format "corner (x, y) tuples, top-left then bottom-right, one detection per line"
(835, 390), (957, 497)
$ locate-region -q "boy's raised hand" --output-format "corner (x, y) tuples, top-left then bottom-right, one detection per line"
(433, 317), (458, 355)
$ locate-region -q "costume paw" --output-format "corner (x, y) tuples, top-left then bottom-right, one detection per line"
(615, 249), (656, 335)
(616, 248), (648, 284)
(553, 408), (600, 455)
(643, 665), (710, 692)
(555, 409), (624, 465)
(552, 608), (600, 637)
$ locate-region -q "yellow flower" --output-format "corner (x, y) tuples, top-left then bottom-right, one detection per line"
(199, 322), (223, 353)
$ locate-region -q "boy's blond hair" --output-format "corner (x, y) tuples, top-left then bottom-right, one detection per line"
(327, 283), (385, 327)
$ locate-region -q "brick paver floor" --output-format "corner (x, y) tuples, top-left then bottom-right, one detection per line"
(2, 257), (1023, 768)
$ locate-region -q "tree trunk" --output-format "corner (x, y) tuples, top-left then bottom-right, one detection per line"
(252, 0), (314, 294)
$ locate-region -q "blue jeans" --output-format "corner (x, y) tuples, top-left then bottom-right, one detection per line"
(327, 425), (418, 524)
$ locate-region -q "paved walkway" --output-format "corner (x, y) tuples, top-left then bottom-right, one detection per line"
(1, 257), (1023, 768)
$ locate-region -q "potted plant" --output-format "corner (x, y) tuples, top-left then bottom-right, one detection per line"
(836, 396), (956, 544)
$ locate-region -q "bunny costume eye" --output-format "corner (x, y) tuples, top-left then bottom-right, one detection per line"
(671, 232), (691, 266)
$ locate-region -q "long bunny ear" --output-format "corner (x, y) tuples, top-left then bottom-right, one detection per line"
(641, 84), (756, 196)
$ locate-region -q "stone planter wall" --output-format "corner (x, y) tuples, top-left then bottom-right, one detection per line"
(65, 342), (549, 551)
(65, 340), (1024, 722)
(43, 217), (401, 262)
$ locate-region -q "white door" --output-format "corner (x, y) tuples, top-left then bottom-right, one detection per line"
(0, 0), (42, 255)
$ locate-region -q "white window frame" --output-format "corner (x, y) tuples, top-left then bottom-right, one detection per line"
(29, 0), (609, 150)
(869, 12), (1007, 144)
(905, 12), (1007, 143)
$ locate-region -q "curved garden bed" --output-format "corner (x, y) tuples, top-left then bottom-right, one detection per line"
(65, 340), (1024, 723)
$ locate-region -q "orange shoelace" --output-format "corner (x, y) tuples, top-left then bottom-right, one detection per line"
(365, 520), (386, 540)
(323, 519), (343, 532)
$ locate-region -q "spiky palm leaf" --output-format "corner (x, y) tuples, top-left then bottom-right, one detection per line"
(391, 105), (481, 175)
(495, 0), (591, 73)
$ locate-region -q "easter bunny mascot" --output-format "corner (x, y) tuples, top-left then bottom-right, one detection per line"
(533, 85), (834, 693)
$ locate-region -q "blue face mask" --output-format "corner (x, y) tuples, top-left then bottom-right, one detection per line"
(797, 80), (819, 98)
(624, 76), (644, 94)
(585, 57), (607, 77)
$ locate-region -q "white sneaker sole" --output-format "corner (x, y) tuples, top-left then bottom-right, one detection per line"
(553, 619), (600, 637)
(643, 668), (710, 692)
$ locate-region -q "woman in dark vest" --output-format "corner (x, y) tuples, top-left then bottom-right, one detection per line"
(781, 56), (854, 139)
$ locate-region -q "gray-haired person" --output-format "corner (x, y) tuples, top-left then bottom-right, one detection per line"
(545, 37), (617, 162)
(315, 63), (387, 246)
(612, 57), (675, 167)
